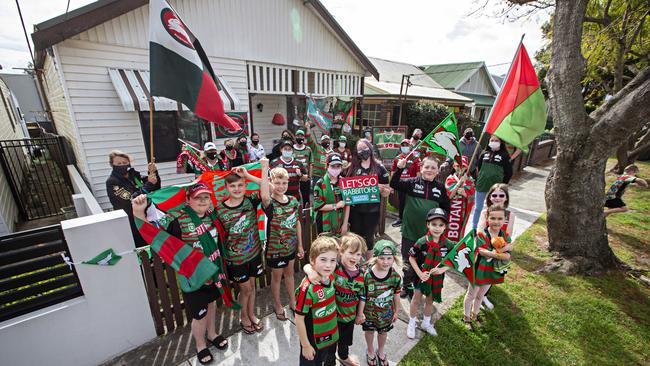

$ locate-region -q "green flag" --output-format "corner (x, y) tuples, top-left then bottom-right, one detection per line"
(83, 248), (122, 266)
(440, 231), (476, 284)
(420, 113), (462, 165)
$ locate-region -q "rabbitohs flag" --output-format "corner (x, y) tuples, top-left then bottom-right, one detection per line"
(149, 0), (240, 131)
(441, 231), (477, 285)
(419, 113), (462, 166)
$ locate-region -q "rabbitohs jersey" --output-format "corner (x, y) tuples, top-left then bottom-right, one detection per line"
(265, 196), (300, 259)
(295, 275), (339, 350)
(375, 131), (403, 160)
(362, 268), (401, 330)
(333, 264), (364, 323)
(214, 192), (263, 265)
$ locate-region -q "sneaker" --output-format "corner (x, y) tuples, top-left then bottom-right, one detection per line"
(421, 322), (438, 336)
(392, 219), (402, 227)
(407, 319), (417, 339)
(482, 297), (494, 310)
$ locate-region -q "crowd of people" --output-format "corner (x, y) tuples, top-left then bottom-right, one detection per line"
(103, 119), (646, 366)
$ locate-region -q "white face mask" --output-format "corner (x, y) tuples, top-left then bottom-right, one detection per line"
(328, 167), (342, 177)
(339, 142), (346, 148)
(400, 146), (410, 154)
(488, 141), (500, 151)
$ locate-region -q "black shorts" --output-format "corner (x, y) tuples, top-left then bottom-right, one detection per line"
(183, 285), (220, 320)
(362, 319), (393, 334)
(266, 251), (296, 269)
(227, 254), (264, 283)
(605, 198), (625, 208)
(338, 320), (355, 346)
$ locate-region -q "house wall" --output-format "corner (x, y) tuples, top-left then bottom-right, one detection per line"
(249, 94), (289, 152)
(457, 68), (496, 96)
(0, 78), (25, 235)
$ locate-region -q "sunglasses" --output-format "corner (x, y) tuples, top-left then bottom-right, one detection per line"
(491, 193), (506, 198)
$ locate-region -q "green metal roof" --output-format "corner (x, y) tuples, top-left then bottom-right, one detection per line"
(419, 62), (484, 89)
(459, 92), (495, 107)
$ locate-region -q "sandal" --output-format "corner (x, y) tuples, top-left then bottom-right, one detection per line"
(376, 351), (389, 366)
(209, 335), (228, 350)
(366, 350), (377, 366)
(275, 309), (288, 321)
(197, 348), (213, 365)
(252, 318), (264, 332)
(239, 321), (256, 334)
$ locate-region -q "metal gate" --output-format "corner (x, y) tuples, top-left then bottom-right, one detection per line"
(0, 137), (74, 220)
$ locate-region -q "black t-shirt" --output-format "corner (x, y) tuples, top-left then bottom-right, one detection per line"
(349, 163), (389, 213)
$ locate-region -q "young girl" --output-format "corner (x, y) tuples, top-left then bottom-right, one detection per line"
(407, 208), (451, 338)
(305, 233), (367, 366)
(221, 139), (247, 169)
(358, 240), (402, 366)
(464, 205), (512, 330)
(263, 167), (304, 321)
(444, 156), (475, 239)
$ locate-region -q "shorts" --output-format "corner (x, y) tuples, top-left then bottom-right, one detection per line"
(605, 198), (625, 208)
(299, 344), (334, 366)
(227, 254), (264, 283)
(266, 251), (296, 269)
(338, 320), (355, 346)
(362, 319), (393, 334)
(183, 285), (220, 320)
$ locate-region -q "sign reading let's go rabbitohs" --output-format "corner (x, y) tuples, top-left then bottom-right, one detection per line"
(339, 175), (380, 205)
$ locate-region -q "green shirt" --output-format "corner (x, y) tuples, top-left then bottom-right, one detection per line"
(306, 132), (328, 178)
(362, 268), (402, 329)
(214, 192), (262, 265)
(265, 196), (300, 258)
(294, 145), (313, 171)
(334, 263), (364, 323)
(295, 275), (339, 349)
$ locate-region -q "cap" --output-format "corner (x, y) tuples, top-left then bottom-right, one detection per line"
(188, 183), (212, 198)
(461, 156), (469, 167)
(280, 140), (293, 148)
(401, 138), (410, 145)
(464, 128), (474, 134)
(295, 129), (305, 136)
(204, 142), (217, 151)
(321, 134), (330, 142)
(373, 240), (397, 257)
(339, 135), (347, 142)
(426, 208), (448, 223)
(327, 153), (343, 166)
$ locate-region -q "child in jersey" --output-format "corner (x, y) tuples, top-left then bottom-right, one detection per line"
(304, 233), (367, 366)
(270, 140), (307, 202)
(406, 208), (452, 338)
(214, 158), (269, 335)
(295, 236), (340, 366)
(464, 205), (512, 330)
(358, 240), (402, 366)
(604, 164), (648, 215)
(263, 167), (304, 321)
(293, 129), (314, 207)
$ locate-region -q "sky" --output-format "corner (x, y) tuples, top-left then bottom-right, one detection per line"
(0, 0), (551, 75)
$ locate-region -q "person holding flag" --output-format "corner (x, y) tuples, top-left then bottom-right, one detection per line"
(131, 183), (234, 364)
(391, 139), (421, 228)
(178, 141), (226, 178)
(444, 156), (476, 243)
(293, 129), (313, 207)
(304, 121), (331, 184)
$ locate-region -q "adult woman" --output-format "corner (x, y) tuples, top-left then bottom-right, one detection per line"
(268, 129), (295, 161)
(247, 133), (265, 162)
(221, 139), (247, 169)
(105, 150), (160, 247)
(347, 139), (391, 259)
(471, 135), (512, 230)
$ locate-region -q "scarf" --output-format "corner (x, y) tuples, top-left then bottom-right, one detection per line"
(318, 174), (342, 233)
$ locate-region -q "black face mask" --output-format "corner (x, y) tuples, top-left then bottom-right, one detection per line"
(206, 152), (218, 159)
(413, 135), (420, 141)
(225, 145), (233, 151)
(239, 142), (247, 147)
(358, 149), (371, 161)
(321, 142), (330, 149)
(465, 133), (473, 139)
(282, 135), (291, 140)
(296, 138), (304, 144)
(113, 165), (130, 176)
(251, 140), (259, 146)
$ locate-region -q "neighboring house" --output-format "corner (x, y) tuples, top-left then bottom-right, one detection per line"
(0, 73), (50, 129)
(0, 77), (26, 235)
(420, 61), (499, 123)
(492, 73), (505, 91)
(363, 57), (472, 127)
(31, 0), (377, 210)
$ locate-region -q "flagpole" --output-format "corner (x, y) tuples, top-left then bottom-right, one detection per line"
(149, 96), (154, 162)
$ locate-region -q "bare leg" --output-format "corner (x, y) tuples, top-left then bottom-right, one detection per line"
(206, 301), (217, 339)
(377, 332), (388, 360)
(247, 278), (259, 324)
(238, 281), (251, 325)
(423, 296), (434, 318)
(464, 285), (479, 318)
(409, 291), (422, 318)
(473, 285), (491, 314)
(191, 317), (210, 362)
(605, 206), (628, 216)
(270, 268), (284, 314)
(283, 262), (296, 311)
(364, 331), (375, 358)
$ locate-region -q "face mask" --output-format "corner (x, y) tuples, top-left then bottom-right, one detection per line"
(328, 167), (342, 177)
(251, 140), (259, 146)
(464, 133), (473, 139)
(400, 146), (410, 154)
(488, 141), (500, 151)
(358, 149), (371, 161)
(206, 152), (218, 159)
(282, 151), (293, 158)
(239, 141), (247, 147)
(364, 132), (371, 138)
(339, 142), (346, 148)
(282, 135), (291, 140)
(413, 135), (420, 141)
(225, 145), (234, 151)
(113, 165), (130, 175)
(322, 142), (330, 149)
(296, 138), (304, 144)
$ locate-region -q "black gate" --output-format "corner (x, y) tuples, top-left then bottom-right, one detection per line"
(0, 137), (74, 220)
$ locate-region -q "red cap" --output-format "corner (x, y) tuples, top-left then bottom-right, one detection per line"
(188, 183), (212, 198)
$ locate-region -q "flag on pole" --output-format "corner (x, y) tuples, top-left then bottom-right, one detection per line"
(83, 248), (122, 266)
(149, 0), (240, 131)
(440, 231), (477, 284)
(343, 102), (354, 133)
(306, 96), (332, 134)
(419, 113), (462, 165)
(484, 43), (547, 152)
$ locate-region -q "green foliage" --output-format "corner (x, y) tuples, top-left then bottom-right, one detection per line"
(404, 102), (480, 136)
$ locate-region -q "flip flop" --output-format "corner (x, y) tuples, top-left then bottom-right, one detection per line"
(366, 350), (377, 366)
(275, 310), (288, 321)
(209, 335), (228, 350)
(197, 348), (213, 365)
(252, 318), (265, 332)
(376, 351), (389, 366)
(239, 321), (256, 335)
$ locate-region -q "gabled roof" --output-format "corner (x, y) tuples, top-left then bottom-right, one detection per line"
(31, 0), (378, 79)
(419, 61), (485, 89)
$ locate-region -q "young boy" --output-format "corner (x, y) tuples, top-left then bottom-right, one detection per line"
(605, 164), (648, 215)
(262, 167), (304, 321)
(294, 129), (313, 206)
(271, 140), (307, 202)
(304, 233), (367, 366)
(295, 236), (340, 366)
(214, 158), (269, 334)
(406, 208), (451, 338)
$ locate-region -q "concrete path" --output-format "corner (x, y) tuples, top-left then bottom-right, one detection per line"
(172, 162), (552, 366)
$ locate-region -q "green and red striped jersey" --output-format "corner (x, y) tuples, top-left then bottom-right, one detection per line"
(270, 157), (306, 201)
(362, 267), (402, 330)
(295, 275), (339, 350)
(334, 264), (365, 323)
(214, 192), (263, 265)
(265, 196), (300, 259)
(306, 132), (328, 178)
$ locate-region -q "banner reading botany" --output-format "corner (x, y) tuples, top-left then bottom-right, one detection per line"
(339, 175), (380, 205)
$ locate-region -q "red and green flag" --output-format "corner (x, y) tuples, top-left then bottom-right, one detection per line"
(306, 96), (333, 134)
(419, 113), (462, 165)
(484, 43), (547, 152)
(149, 0), (240, 131)
(440, 231), (477, 285)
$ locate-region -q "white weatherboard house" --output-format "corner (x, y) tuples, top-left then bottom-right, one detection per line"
(32, 0), (378, 210)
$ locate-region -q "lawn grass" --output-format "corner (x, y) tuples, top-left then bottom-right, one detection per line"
(399, 160), (650, 366)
